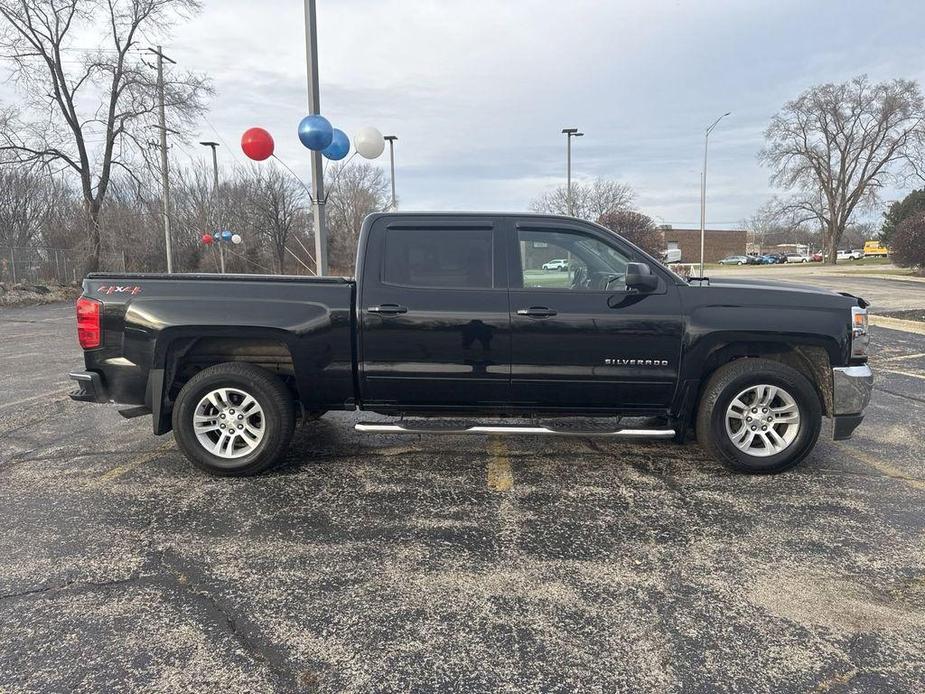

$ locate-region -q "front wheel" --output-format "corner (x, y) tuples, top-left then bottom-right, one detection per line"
(172, 362), (295, 476)
(696, 358), (821, 473)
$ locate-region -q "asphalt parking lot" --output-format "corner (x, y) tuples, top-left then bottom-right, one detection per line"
(2, 274), (925, 692)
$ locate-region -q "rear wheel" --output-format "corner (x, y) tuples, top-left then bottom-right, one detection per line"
(172, 362), (295, 476)
(696, 358), (821, 473)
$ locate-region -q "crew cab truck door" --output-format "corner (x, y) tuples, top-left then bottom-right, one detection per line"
(507, 220), (683, 413)
(358, 216), (510, 409)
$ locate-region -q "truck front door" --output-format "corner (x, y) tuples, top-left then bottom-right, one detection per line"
(506, 220), (683, 414)
(358, 216), (510, 410)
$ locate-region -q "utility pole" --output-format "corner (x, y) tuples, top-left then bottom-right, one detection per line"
(200, 141), (224, 273)
(304, 0), (328, 275)
(149, 45), (177, 273)
(699, 111), (731, 278)
(562, 128), (583, 217)
(384, 135), (398, 209)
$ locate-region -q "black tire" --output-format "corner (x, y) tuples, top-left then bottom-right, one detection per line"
(172, 362), (295, 476)
(695, 358), (822, 474)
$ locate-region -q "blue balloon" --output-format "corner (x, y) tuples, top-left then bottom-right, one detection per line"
(298, 114), (334, 151)
(322, 129), (350, 161)
(221, 230), (233, 241)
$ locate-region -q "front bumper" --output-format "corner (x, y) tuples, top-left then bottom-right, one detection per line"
(68, 370), (109, 404)
(832, 364), (873, 440)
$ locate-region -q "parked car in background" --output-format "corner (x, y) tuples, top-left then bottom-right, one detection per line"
(745, 255), (761, 265)
(812, 252), (823, 262)
(837, 249), (864, 261)
(756, 255), (778, 264)
(785, 254), (810, 263)
(863, 240), (889, 257)
(719, 255), (749, 265)
(542, 258), (569, 271)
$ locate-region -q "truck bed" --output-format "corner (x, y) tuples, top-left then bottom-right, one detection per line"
(78, 272), (358, 434)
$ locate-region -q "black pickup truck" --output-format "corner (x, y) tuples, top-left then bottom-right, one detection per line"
(69, 212), (873, 476)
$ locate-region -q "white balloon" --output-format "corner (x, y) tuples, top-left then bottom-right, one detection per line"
(354, 126), (385, 159)
(231, 234), (242, 245)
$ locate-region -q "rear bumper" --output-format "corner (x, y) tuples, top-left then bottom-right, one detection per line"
(68, 370), (109, 404)
(831, 365), (873, 441)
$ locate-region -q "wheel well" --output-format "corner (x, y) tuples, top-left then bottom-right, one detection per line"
(164, 337), (298, 408)
(697, 342), (833, 417)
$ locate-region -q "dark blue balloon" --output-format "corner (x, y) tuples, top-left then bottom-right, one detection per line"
(298, 114), (334, 151)
(221, 230), (233, 241)
(322, 129), (350, 161)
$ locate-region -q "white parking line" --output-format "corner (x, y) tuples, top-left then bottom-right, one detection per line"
(878, 352), (925, 362)
(879, 368), (925, 381)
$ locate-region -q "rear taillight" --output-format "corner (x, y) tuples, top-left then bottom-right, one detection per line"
(76, 296), (101, 349)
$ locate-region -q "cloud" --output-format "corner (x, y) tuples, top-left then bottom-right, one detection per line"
(23, 0), (925, 224)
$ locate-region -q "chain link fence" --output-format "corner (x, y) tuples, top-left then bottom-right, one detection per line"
(0, 246), (127, 285)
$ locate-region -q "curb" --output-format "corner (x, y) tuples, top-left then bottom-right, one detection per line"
(870, 315), (925, 336)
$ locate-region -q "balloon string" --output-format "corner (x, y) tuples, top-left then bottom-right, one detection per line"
(271, 154), (314, 203)
(324, 150), (358, 203)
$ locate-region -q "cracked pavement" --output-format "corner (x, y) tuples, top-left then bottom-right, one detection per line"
(1, 276), (925, 692)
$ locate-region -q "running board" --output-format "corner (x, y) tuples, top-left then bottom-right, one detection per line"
(355, 422), (675, 438)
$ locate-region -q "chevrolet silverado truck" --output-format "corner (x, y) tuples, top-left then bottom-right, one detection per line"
(69, 212), (873, 476)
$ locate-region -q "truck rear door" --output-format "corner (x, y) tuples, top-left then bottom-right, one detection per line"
(358, 216), (510, 410)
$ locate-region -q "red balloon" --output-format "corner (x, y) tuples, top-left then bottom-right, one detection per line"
(241, 127), (274, 161)
(202, 233), (213, 245)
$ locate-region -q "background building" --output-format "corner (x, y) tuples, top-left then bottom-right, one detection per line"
(661, 227), (747, 263)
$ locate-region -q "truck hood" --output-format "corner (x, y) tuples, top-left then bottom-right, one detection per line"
(696, 277), (869, 308)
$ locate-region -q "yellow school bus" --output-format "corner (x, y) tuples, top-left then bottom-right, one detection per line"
(863, 240), (889, 257)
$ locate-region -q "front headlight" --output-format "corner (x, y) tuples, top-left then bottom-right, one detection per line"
(851, 305), (869, 359)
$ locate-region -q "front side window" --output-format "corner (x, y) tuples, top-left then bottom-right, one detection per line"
(517, 229), (631, 291)
(383, 228), (493, 289)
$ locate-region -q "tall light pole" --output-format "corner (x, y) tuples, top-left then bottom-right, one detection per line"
(304, 0), (328, 275)
(699, 111), (731, 278)
(148, 45), (176, 273)
(562, 128), (583, 217)
(384, 135), (398, 209)
(200, 141), (224, 273)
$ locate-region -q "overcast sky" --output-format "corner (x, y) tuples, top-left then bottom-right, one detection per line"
(159, 1), (924, 227)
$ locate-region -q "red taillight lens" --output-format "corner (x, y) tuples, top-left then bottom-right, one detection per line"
(76, 297), (101, 349)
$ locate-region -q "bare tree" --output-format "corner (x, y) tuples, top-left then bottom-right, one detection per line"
(0, 0), (211, 272)
(597, 209), (663, 256)
(250, 164), (307, 274)
(759, 76), (925, 263)
(0, 167), (67, 247)
(530, 177), (634, 221)
(325, 161), (389, 274)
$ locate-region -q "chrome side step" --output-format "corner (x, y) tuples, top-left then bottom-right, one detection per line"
(355, 422), (675, 438)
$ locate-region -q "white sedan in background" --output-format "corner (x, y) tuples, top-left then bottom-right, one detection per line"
(542, 259), (569, 271)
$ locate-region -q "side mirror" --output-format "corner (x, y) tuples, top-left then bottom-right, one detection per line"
(625, 262), (659, 292)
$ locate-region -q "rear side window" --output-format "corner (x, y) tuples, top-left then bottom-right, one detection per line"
(382, 228), (493, 289)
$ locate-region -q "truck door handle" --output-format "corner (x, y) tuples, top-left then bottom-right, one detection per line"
(516, 307), (558, 317)
(368, 304), (408, 315)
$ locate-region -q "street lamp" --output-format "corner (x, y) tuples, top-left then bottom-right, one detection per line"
(699, 111), (731, 278)
(200, 141), (224, 273)
(562, 128), (583, 217)
(384, 135), (398, 209)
